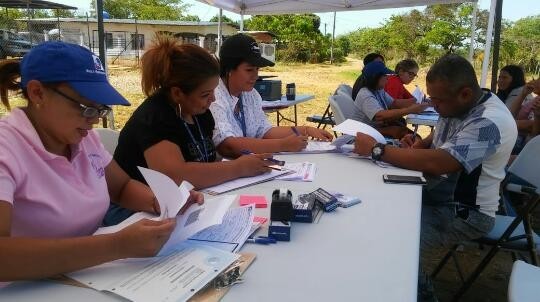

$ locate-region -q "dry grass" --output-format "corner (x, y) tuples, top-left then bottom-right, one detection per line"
(105, 56), (432, 137)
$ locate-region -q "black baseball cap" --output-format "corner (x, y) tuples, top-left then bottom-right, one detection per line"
(220, 34), (275, 67)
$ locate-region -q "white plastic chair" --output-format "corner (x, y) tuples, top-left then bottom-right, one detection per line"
(94, 128), (120, 155)
(335, 84), (353, 98)
(328, 94), (358, 125)
(433, 136), (540, 301)
(508, 260), (540, 302)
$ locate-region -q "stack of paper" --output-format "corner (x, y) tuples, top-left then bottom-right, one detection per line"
(189, 205), (255, 253)
(279, 141), (337, 154)
(202, 169), (291, 195)
(276, 162), (317, 182)
(67, 242), (239, 302)
(94, 167), (236, 256)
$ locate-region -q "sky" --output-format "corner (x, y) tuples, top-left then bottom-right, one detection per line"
(52, 0), (540, 36)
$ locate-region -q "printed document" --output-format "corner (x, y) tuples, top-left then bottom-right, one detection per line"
(67, 241), (239, 302)
(276, 162), (317, 181)
(202, 169), (291, 195)
(189, 204), (255, 252)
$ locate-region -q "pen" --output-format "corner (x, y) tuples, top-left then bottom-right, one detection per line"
(240, 149), (286, 166)
(412, 127), (418, 143)
(291, 126), (300, 136)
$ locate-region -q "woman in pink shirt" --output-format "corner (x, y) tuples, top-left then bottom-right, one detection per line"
(0, 42), (202, 282)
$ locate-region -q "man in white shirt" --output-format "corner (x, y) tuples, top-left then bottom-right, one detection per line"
(353, 54), (517, 301)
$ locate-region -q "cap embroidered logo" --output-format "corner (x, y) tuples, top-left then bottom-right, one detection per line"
(250, 42), (260, 54)
(92, 55), (105, 73)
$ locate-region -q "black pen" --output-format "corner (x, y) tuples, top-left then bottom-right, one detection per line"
(240, 149), (286, 166)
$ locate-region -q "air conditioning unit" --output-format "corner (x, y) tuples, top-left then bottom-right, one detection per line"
(259, 43), (276, 63)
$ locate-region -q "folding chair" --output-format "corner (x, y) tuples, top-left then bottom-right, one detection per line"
(508, 260), (540, 302)
(328, 94), (358, 125)
(306, 84), (352, 130)
(430, 135), (540, 302)
(95, 128), (120, 155)
(335, 84), (353, 97)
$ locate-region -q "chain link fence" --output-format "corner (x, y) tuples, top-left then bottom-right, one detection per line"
(1, 9), (226, 68)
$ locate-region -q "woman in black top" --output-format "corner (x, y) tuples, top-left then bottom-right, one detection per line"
(107, 36), (270, 224)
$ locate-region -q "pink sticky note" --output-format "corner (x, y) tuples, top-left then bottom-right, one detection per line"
(253, 216), (268, 224)
(239, 195), (268, 208)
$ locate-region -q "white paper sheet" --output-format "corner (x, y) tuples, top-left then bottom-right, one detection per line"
(276, 162), (317, 182)
(159, 195), (236, 256)
(189, 204), (255, 252)
(332, 119), (386, 144)
(201, 169), (291, 195)
(138, 166), (193, 219)
(67, 242), (239, 302)
(279, 141), (337, 154)
(412, 86), (425, 103)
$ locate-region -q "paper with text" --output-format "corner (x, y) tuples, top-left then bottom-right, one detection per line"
(189, 204), (255, 252)
(276, 162), (317, 182)
(202, 169), (290, 195)
(67, 242), (239, 302)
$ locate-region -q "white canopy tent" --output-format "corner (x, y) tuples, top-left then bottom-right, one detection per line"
(197, 0), (499, 89)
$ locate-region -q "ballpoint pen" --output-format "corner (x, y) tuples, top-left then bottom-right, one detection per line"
(291, 126), (300, 136)
(240, 149), (286, 166)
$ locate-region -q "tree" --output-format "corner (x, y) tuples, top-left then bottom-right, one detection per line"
(343, 3), (490, 65)
(91, 0), (192, 20)
(245, 14), (335, 63)
(501, 15), (540, 72)
(209, 15), (239, 27)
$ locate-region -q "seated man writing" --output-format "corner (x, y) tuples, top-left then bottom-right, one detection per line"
(353, 54), (517, 300)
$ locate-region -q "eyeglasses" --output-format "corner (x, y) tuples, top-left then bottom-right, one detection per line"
(407, 71), (418, 78)
(50, 87), (111, 119)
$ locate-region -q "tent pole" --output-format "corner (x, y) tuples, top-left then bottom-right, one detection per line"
(490, 0), (503, 92)
(96, 0), (106, 70)
(217, 8), (223, 56)
(468, 2), (478, 63)
(240, 14), (244, 31)
(480, 0), (497, 88)
(330, 11), (336, 64)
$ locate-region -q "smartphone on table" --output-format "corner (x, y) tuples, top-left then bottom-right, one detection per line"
(382, 174), (427, 185)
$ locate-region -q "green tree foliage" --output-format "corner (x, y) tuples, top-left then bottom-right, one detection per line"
(209, 14), (238, 27)
(92, 0), (196, 20)
(245, 14), (341, 63)
(500, 15), (540, 72)
(344, 3), (490, 65)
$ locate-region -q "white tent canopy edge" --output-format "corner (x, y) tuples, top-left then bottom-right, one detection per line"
(198, 0), (496, 89)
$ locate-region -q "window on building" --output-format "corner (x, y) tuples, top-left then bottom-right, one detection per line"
(131, 34), (144, 50)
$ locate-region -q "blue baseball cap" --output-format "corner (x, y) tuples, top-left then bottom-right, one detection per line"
(20, 41), (130, 106)
(362, 61), (394, 79)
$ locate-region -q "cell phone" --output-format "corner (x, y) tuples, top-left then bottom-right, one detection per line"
(382, 174), (427, 185)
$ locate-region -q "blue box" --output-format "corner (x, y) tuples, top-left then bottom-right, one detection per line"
(268, 221), (291, 241)
(292, 193), (321, 223)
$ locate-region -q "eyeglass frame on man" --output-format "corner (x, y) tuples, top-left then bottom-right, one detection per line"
(49, 87), (112, 119)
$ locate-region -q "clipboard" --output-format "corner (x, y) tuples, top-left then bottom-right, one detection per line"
(190, 252), (257, 302)
(48, 252), (257, 302)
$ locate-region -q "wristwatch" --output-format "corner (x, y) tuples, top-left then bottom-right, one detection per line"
(371, 143), (386, 161)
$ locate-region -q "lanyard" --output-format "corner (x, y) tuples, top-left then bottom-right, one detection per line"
(233, 94), (247, 137)
(181, 116), (209, 163)
(373, 90), (389, 110)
